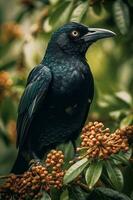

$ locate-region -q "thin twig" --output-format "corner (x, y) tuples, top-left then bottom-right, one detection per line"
(76, 181), (90, 192)
(0, 175), (22, 179)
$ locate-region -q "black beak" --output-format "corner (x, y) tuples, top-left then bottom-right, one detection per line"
(81, 27), (116, 42)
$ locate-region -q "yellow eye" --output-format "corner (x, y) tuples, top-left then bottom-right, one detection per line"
(71, 30), (80, 37)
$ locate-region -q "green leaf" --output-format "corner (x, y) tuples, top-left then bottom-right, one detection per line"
(112, 148), (132, 166)
(69, 186), (88, 200)
(115, 91), (132, 106)
(0, 119), (10, 145)
(105, 160), (124, 191)
(0, 97), (17, 124)
(58, 141), (74, 169)
(70, 2), (88, 22)
(118, 58), (133, 91)
(122, 165), (133, 196)
(92, 3), (102, 15)
(109, 109), (125, 120)
(98, 94), (118, 108)
(63, 158), (89, 184)
(128, 0), (133, 6)
(60, 189), (69, 200)
(112, 154), (130, 165)
(122, 148), (132, 160)
(85, 160), (103, 189)
(0, 60), (16, 71)
(131, 191), (133, 200)
(49, 1), (71, 25)
(88, 187), (131, 200)
(44, 1), (73, 32)
(120, 114), (133, 128)
(49, 0), (60, 5)
(40, 191), (51, 200)
(113, 0), (130, 35)
(50, 187), (61, 200)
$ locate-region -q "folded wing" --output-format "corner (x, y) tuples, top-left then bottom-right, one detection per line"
(16, 64), (52, 148)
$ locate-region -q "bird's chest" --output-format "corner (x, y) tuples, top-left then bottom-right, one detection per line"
(51, 65), (87, 100)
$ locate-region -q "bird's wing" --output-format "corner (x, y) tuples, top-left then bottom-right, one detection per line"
(16, 64), (52, 148)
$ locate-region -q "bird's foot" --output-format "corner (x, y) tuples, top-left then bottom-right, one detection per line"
(74, 152), (80, 158)
(29, 158), (42, 169)
(71, 140), (77, 153)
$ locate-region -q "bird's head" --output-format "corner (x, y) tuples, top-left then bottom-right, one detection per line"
(47, 22), (115, 57)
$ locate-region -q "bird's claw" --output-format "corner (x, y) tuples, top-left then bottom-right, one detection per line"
(29, 159), (42, 169)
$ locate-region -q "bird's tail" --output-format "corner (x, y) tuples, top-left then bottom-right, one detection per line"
(11, 151), (29, 174)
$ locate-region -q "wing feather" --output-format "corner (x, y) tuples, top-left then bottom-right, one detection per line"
(16, 64), (52, 148)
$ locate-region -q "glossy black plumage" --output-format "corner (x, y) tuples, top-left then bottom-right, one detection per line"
(11, 22), (115, 173)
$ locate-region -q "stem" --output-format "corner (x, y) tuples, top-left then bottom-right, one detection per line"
(0, 175), (22, 179)
(76, 181), (90, 192)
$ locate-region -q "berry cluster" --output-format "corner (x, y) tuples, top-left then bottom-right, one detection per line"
(115, 125), (133, 142)
(0, 150), (65, 200)
(0, 71), (12, 101)
(45, 150), (65, 188)
(78, 122), (129, 159)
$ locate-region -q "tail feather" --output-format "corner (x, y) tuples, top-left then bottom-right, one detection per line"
(11, 151), (28, 174)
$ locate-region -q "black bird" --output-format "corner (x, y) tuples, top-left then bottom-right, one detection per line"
(11, 22), (115, 174)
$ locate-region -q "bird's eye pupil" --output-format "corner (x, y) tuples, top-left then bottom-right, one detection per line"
(71, 30), (79, 37)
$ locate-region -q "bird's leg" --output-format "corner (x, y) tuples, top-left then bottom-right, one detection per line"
(29, 151), (42, 167)
(71, 140), (77, 155)
(27, 141), (42, 167)
(71, 139), (81, 159)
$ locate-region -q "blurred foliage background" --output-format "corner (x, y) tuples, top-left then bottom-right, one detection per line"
(0, 0), (133, 182)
